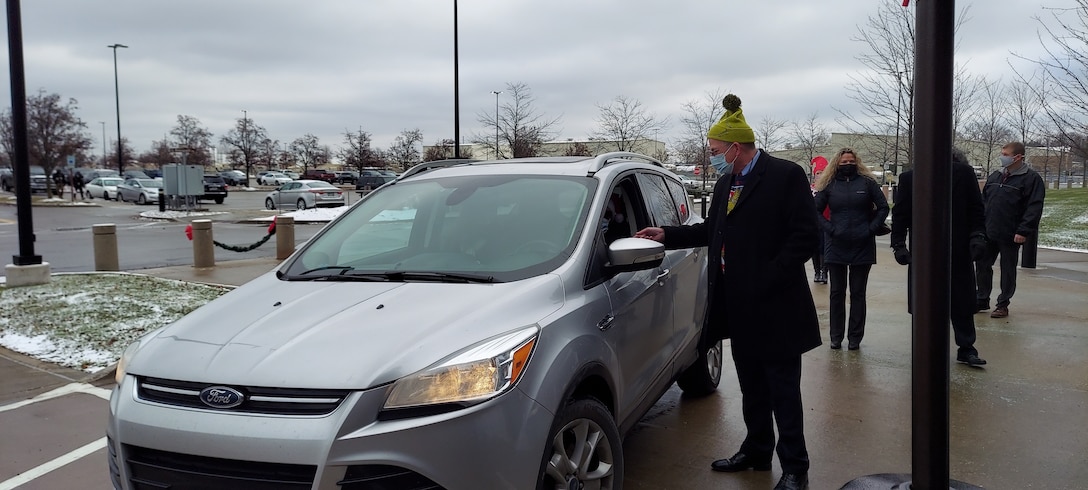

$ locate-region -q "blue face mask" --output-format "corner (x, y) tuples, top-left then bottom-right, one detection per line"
(710, 154), (729, 173)
(999, 155), (1015, 167)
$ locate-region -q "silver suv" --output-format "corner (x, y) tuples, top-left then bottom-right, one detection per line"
(107, 152), (721, 490)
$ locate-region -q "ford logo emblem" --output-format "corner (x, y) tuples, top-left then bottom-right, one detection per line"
(199, 386), (245, 409)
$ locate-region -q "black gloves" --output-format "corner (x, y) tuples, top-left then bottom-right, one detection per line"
(969, 233), (988, 261)
(892, 244), (911, 265)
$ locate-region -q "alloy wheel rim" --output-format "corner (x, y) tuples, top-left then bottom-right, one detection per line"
(543, 418), (615, 490)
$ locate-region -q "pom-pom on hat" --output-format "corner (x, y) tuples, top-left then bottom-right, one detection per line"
(811, 156), (829, 173)
(707, 94), (756, 143)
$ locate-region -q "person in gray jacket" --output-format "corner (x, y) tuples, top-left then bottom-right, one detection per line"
(975, 141), (1046, 319)
(814, 148), (890, 350)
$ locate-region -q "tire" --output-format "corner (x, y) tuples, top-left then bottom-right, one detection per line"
(676, 339), (724, 397)
(538, 398), (622, 490)
(137, 194), (146, 205)
(119, 193), (126, 202)
(214, 197), (224, 204)
(265, 198), (276, 210)
(296, 199), (307, 210)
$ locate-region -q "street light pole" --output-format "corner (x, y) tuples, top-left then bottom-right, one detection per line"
(894, 70), (904, 180)
(108, 43), (127, 174)
(99, 121), (106, 167)
(491, 90), (502, 159)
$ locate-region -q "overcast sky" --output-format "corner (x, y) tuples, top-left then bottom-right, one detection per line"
(0, 0), (1064, 159)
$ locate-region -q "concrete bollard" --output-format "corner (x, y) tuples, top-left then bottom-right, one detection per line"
(92, 223), (120, 271)
(276, 215), (295, 260)
(191, 219), (215, 268)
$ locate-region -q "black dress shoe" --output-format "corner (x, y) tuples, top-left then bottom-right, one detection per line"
(847, 342), (860, 350)
(710, 452), (772, 472)
(830, 341), (841, 350)
(956, 353), (987, 366)
(775, 472), (809, 490)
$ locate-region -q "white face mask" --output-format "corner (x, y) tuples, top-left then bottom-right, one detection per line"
(999, 155), (1016, 167)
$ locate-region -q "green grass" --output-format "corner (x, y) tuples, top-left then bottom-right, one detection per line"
(1038, 188), (1088, 251)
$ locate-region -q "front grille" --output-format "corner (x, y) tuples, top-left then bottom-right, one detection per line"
(125, 445), (315, 490)
(338, 465), (445, 490)
(107, 436), (122, 489)
(137, 376), (349, 416)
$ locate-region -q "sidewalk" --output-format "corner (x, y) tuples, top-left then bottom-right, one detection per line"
(2, 244), (1086, 489)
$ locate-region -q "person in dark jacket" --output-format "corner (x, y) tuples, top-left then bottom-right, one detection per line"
(810, 156), (830, 284)
(975, 141), (1045, 319)
(813, 148), (889, 350)
(635, 94), (818, 490)
(890, 148), (988, 366)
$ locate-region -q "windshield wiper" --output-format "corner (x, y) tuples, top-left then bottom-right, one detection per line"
(297, 266), (354, 276)
(341, 270), (497, 283)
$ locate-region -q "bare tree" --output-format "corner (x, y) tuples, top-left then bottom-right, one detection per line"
(138, 138), (173, 167)
(289, 134), (325, 173)
(952, 67), (984, 140)
(591, 95), (667, 152)
(473, 82), (561, 158)
(110, 137), (137, 170)
(1005, 71), (1043, 145)
(339, 129), (381, 171)
(220, 115), (268, 180)
(169, 115), (213, 168)
(961, 77), (1013, 175)
(1026, 1), (1088, 184)
(677, 88), (727, 181)
(837, 3), (971, 172)
(387, 128), (423, 171)
(564, 141), (593, 156)
(754, 115), (790, 151)
(790, 112), (831, 168)
(0, 90), (93, 192)
(423, 138), (473, 161)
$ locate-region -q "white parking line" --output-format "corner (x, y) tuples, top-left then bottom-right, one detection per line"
(0, 382), (111, 413)
(0, 436), (107, 490)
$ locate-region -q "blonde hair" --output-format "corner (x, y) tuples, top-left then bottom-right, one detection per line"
(814, 147), (877, 191)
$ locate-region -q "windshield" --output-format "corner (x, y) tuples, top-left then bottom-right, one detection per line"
(284, 174), (594, 282)
(136, 179), (162, 188)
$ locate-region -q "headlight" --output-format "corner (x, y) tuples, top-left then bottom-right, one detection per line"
(114, 327), (163, 384)
(383, 326), (538, 410)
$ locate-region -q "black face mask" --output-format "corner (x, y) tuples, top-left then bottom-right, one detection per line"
(838, 165), (858, 177)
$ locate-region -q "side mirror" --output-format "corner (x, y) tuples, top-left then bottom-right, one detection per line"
(606, 237), (665, 273)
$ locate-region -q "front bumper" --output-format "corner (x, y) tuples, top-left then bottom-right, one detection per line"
(107, 374), (552, 490)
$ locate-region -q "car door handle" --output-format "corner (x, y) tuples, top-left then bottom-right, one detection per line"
(597, 314), (615, 331)
(655, 268), (670, 284)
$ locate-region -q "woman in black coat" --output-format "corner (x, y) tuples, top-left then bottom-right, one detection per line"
(813, 148), (890, 350)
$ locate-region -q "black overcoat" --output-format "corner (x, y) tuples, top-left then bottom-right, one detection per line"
(662, 152), (821, 359)
(890, 163), (984, 316)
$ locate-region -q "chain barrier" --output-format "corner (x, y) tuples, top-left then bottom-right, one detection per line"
(185, 221), (277, 253)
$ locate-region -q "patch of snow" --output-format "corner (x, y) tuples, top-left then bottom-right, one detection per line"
(139, 210), (230, 219)
(251, 207), (348, 222)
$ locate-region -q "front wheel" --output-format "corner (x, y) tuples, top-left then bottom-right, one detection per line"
(214, 197), (224, 204)
(538, 398), (622, 490)
(265, 198), (276, 210)
(296, 199), (307, 210)
(676, 339), (724, 397)
(137, 194), (147, 205)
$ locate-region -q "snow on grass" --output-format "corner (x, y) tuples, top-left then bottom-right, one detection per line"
(0, 274), (230, 372)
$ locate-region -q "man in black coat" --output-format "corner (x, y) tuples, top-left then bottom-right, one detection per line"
(636, 94), (819, 490)
(890, 148), (987, 366)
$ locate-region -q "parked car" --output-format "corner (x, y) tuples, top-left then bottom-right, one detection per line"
(200, 174), (228, 204)
(354, 173), (395, 193)
(87, 169), (121, 180)
(122, 169), (151, 180)
(264, 179), (345, 210)
(218, 170), (248, 186)
(117, 178), (163, 204)
(259, 171), (292, 186)
(283, 170), (300, 180)
(1, 165), (48, 193)
(145, 169), (163, 179)
(302, 168), (336, 183)
(333, 170), (359, 185)
(85, 177), (125, 200)
(107, 152), (718, 490)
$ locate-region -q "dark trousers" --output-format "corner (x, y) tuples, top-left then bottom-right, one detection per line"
(975, 239), (1019, 308)
(827, 263), (872, 345)
(950, 313), (978, 357)
(811, 233), (826, 274)
(732, 346), (809, 474)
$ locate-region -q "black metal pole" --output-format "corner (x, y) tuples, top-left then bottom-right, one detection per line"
(109, 43), (127, 175)
(453, 0), (461, 159)
(912, 0), (955, 486)
(6, 0), (40, 266)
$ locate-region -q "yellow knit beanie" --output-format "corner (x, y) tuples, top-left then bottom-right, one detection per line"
(707, 94), (755, 143)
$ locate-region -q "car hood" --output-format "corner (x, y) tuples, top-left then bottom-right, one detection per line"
(128, 272), (565, 389)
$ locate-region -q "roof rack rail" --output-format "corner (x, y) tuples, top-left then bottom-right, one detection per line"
(590, 152), (664, 173)
(398, 158), (480, 180)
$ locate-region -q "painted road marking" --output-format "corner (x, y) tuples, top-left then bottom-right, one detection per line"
(0, 382), (111, 413)
(0, 436), (106, 490)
